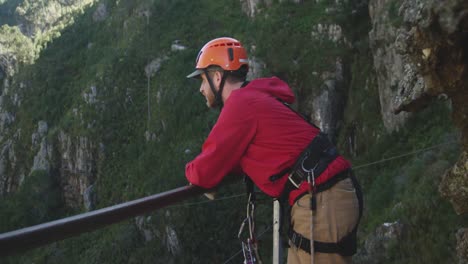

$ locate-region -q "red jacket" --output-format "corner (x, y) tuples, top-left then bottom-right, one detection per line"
(186, 77), (351, 205)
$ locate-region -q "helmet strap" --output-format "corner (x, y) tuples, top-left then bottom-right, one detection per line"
(203, 68), (228, 109)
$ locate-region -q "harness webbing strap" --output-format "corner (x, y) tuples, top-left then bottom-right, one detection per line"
(269, 133), (338, 183)
(288, 171), (363, 256)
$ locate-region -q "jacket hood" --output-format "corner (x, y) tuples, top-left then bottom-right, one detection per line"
(246, 77), (295, 104)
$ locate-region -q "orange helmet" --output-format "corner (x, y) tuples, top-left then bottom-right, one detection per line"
(187, 37), (249, 78)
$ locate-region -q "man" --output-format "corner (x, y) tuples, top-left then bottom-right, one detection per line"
(185, 37), (361, 264)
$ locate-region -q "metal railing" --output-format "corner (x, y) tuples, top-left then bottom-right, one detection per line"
(0, 185), (205, 257)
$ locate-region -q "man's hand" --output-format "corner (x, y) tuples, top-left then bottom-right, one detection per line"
(188, 182), (217, 200)
(203, 191), (216, 200)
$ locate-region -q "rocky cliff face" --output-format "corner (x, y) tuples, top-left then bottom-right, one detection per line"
(0, 0), (466, 261)
(369, 0), (468, 261)
(379, 0), (468, 213)
(0, 0), (96, 79)
(57, 131), (98, 210)
(241, 0), (350, 142)
(368, 0), (411, 131)
(0, 0), (99, 210)
(15, 0), (96, 38)
(306, 57), (347, 142)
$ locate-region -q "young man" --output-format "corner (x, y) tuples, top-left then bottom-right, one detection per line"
(185, 37), (361, 264)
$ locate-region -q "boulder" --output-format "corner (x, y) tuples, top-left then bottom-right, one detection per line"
(457, 228), (468, 264)
(354, 221), (404, 264)
(439, 151), (468, 214)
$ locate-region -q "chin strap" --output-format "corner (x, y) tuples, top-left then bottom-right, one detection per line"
(203, 68), (228, 109)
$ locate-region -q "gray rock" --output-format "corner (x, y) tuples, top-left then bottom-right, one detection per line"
(247, 56), (266, 80)
(32, 121), (48, 146)
(311, 23), (347, 44)
(83, 184), (96, 211)
(83, 86), (98, 104)
(0, 53), (17, 78)
(306, 58), (346, 142)
(31, 139), (51, 172)
(58, 131), (97, 208)
(457, 228), (468, 264)
(0, 112), (14, 132)
(171, 40), (187, 52)
(135, 216), (155, 242)
(354, 221), (404, 264)
(439, 151), (468, 215)
(144, 130), (156, 142)
(240, 0), (265, 18)
(37, 121), (48, 136)
(369, 0), (411, 131)
(165, 226), (180, 255)
(0, 140), (13, 195)
(93, 3), (108, 22)
(145, 57), (169, 78)
(240, 0), (304, 17)
(381, 0), (468, 218)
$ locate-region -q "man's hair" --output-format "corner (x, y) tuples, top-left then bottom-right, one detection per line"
(207, 65), (248, 84)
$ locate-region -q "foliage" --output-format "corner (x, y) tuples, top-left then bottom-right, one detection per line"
(354, 101), (467, 263)
(0, 0), (466, 263)
(0, 0), (95, 67)
(0, 170), (63, 233)
(0, 25), (36, 64)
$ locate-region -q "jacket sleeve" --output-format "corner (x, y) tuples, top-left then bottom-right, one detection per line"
(185, 98), (256, 189)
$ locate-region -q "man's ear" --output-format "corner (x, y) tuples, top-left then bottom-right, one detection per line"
(213, 71), (223, 86)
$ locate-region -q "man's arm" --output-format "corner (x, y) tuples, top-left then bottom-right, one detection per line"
(185, 98), (256, 189)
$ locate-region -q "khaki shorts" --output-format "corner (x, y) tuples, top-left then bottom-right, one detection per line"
(287, 178), (360, 264)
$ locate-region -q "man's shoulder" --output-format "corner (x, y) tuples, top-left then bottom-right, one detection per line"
(227, 87), (260, 105)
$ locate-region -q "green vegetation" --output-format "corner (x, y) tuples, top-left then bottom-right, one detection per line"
(0, 170), (64, 232)
(0, 0), (466, 263)
(354, 100), (465, 262)
(0, 25), (36, 64)
(0, 0), (94, 65)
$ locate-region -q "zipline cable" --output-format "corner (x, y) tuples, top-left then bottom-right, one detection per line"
(166, 193), (246, 208)
(167, 140), (458, 208)
(353, 140), (457, 170)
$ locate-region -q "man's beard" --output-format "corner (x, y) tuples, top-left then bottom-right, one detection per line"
(205, 93), (216, 108)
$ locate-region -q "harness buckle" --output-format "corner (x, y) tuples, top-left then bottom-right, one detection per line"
(287, 173), (301, 188)
(291, 232), (303, 250)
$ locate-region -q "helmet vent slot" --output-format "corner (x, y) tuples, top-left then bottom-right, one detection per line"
(228, 48), (234, 61)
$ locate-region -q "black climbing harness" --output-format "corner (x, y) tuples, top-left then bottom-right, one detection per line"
(269, 100), (364, 257)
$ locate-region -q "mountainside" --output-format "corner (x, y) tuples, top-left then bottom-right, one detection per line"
(0, 0), (467, 263)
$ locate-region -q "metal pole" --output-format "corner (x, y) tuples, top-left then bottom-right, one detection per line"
(0, 185), (205, 257)
(272, 200), (282, 264)
(310, 203), (314, 264)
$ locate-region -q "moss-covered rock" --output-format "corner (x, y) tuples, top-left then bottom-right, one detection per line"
(439, 151), (468, 215)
